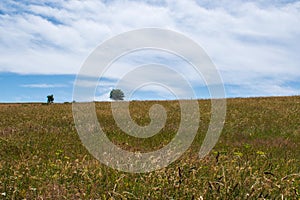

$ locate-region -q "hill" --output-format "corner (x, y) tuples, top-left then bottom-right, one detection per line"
(0, 96), (299, 199)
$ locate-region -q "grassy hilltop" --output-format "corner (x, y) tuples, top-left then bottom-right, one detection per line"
(0, 96), (299, 199)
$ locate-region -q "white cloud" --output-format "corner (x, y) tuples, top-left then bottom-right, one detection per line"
(94, 89), (113, 102)
(0, 0), (300, 97)
(21, 83), (67, 88)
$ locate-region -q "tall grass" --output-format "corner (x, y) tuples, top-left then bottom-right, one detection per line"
(0, 96), (299, 199)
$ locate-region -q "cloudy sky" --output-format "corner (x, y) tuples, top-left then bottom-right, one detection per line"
(0, 0), (300, 102)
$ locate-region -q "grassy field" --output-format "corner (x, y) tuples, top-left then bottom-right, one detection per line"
(0, 96), (299, 199)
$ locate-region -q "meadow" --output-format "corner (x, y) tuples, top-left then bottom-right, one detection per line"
(0, 96), (299, 199)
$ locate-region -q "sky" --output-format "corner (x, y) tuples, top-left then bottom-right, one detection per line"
(0, 0), (300, 102)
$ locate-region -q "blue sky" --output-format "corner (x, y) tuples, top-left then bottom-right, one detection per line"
(0, 0), (300, 102)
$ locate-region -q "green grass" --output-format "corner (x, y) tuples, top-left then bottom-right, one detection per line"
(0, 96), (299, 199)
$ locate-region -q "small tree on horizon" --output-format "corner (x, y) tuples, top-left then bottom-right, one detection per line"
(110, 89), (124, 101)
(47, 94), (54, 104)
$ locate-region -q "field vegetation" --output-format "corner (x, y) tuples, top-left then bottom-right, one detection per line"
(0, 96), (299, 199)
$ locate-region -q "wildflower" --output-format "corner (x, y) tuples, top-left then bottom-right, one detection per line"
(234, 151), (243, 157)
(256, 151), (266, 156)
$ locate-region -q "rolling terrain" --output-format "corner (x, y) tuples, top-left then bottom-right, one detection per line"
(0, 96), (299, 199)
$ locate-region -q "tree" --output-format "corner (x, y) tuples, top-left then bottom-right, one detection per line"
(47, 94), (54, 104)
(110, 89), (124, 101)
